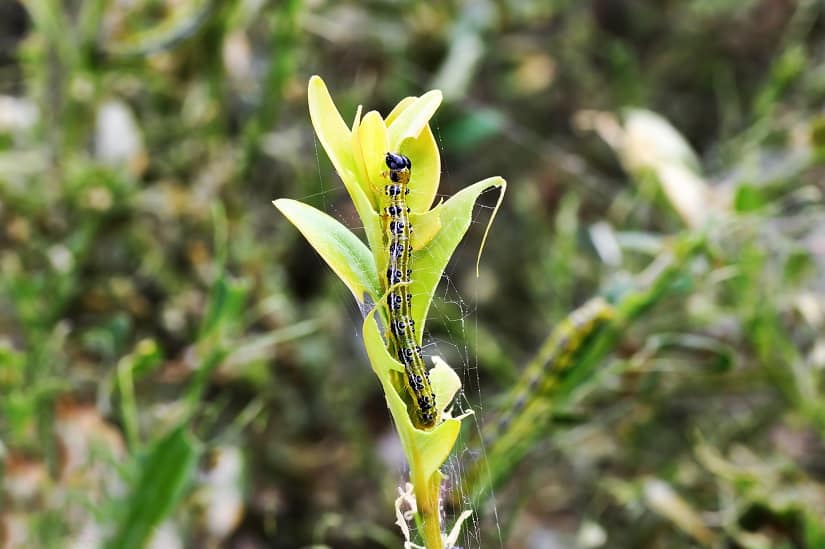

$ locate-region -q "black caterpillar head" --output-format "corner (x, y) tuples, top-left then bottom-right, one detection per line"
(385, 152), (411, 170)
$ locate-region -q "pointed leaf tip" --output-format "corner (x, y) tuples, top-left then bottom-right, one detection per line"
(388, 90), (443, 150)
(408, 176), (506, 339)
(274, 198), (379, 307)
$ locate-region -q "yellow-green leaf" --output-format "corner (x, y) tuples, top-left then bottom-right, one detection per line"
(308, 75), (357, 192)
(384, 90), (441, 214)
(409, 176), (506, 343)
(386, 96), (417, 125)
(308, 76), (383, 254)
(350, 104), (367, 195)
(387, 90), (442, 150)
(430, 356), (462, 415)
(274, 199), (379, 306)
(401, 127), (440, 213)
(410, 209), (442, 251)
(354, 110), (390, 208)
(413, 416), (461, 481)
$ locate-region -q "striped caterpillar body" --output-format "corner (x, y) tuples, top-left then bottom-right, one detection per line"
(490, 297), (614, 440)
(383, 152), (439, 429)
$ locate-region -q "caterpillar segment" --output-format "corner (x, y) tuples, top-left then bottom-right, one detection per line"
(382, 152), (439, 429)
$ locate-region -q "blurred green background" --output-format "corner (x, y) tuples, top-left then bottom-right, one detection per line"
(2, 1), (825, 548)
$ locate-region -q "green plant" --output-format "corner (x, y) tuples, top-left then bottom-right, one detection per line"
(274, 75), (505, 549)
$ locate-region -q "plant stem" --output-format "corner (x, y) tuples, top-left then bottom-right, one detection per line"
(415, 470), (443, 549)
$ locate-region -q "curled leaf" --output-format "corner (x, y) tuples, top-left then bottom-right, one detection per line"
(409, 176), (506, 343)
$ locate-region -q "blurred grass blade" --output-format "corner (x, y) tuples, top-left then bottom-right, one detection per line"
(804, 510), (825, 547)
(642, 333), (735, 373)
(199, 275), (250, 341)
(107, 426), (201, 549)
(117, 339), (163, 450)
(642, 478), (716, 546)
(101, 0), (219, 58)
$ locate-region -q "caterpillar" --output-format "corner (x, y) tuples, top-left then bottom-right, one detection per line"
(489, 297), (614, 440)
(382, 152), (439, 429)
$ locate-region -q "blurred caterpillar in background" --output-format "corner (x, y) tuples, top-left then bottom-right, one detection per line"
(383, 152), (439, 429)
(488, 297), (615, 442)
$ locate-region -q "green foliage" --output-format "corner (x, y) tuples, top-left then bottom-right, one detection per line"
(107, 427), (201, 549)
(2, 1), (825, 547)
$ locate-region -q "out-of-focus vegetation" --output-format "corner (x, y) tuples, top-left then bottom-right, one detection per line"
(1, 1), (825, 548)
